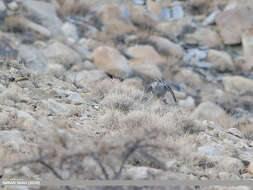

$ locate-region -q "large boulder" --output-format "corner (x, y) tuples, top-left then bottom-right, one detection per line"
(222, 76), (253, 95)
(191, 101), (228, 122)
(215, 7), (253, 45)
(126, 45), (166, 65)
(92, 46), (132, 79)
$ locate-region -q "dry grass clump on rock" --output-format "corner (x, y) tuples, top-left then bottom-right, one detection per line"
(90, 78), (121, 100)
(234, 118), (253, 141)
(101, 84), (145, 112)
(6, 102), (201, 183)
(91, 78), (146, 112)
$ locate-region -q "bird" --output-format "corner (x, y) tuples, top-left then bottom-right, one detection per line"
(146, 78), (177, 104)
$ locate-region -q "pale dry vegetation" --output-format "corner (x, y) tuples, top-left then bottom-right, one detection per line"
(1, 74), (209, 190)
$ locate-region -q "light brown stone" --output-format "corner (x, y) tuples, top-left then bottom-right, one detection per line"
(128, 60), (162, 83)
(99, 4), (137, 36)
(126, 45), (166, 65)
(125, 3), (156, 28)
(43, 41), (82, 66)
(183, 28), (222, 48)
(207, 49), (234, 71)
(248, 161), (253, 174)
(174, 69), (203, 88)
(146, 0), (162, 15)
(156, 17), (193, 37)
(191, 101), (228, 122)
(215, 7), (253, 45)
(5, 15), (51, 40)
(149, 36), (184, 58)
(92, 46), (132, 78)
(223, 76), (253, 95)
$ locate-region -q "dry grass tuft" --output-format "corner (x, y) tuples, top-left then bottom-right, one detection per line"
(101, 82), (145, 112)
(90, 78), (121, 100)
(97, 109), (123, 130)
(234, 118), (253, 140)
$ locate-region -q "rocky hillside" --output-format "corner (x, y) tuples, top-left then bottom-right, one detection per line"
(0, 0), (253, 189)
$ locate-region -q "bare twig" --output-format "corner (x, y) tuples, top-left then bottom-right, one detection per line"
(91, 152), (110, 180)
(114, 139), (143, 179)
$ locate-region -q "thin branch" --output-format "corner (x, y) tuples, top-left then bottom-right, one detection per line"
(91, 152), (109, 180)
(138, 149), (166, 170)
(114, 139), (143, 179)
(38, 160), (63, 180)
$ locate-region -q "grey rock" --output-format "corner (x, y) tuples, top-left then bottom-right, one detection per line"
(92, 46), (132, 79)
(43, 42), (82, 67)
(0, 130), (25, 145)
(191, 101), (228, 122)
(132, 0), (145, 5)
(19, 45), (48, 72)
(61, 22), (79, 42)
(184, 48), (208, 65)
(42, 99), (70, 116)
(203, 10), (221, 26)
(67, 92), (85, 104)
(22, 0), (62, 34)
(160, 5), (184, 21)
(17, 111), (35, 121)
(198, 145), (222, 156)
(222, 76), (253, 95)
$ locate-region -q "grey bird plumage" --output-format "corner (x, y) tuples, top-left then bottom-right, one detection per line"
(146, 78), (177, 103)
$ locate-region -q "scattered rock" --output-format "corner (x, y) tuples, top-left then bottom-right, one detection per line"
(156, 17), (194, 38)
(174, 68), (203, 88)
(178, 96), (195, 108)
(183, 27), (222, 47)
(203, 9), (221, 26)
(8, 2), (19, 11)
(160, 5), (184, 21)
(146, 0), (162, 15)
(67, 92), (85, 104)
(148, 36), (184, 58)
(126, 45), (166, 65)
(99, 4), (137, 36)
(184, 48), (207, 65)
(129, 61), (162, 83)
(218, 156), (244, 173)
(191, 101), (228, 122)
(215, 7), (253, 45)
(47, 63), (65, 73)
(126, 3), (156, 28)
(248, 161), (253, 174)
(41, 99), (70, 116)
(19, 44), (49, 72)
(125, 166), (161, 179)
(207, 49), (234, 72)
(132, 0), (145, 6)
(1, 0), (253, 182)
(43, 41), (82, 67)
(222, 76), (253, 95)
(92, 46), (132, 78)
(242, 28), (253, 71)
(74, 70), (107, 88)
(0, 111), (9, 126)
(0, 130), (26, 152)
(22, 0), (62, 34)
(227, 128), (242, 138)
(0, 34), (18, 59)
(198, 145), (222, 156)
(5, 15), (51, 40)
(0, 1), (6, 12)
(61, 22), (79, 42)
